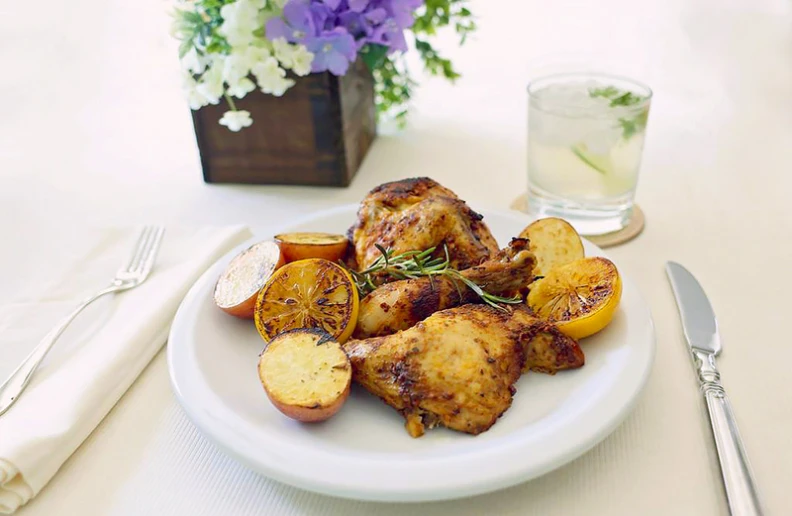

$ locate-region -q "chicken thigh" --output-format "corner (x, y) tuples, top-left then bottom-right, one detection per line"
(343, 304), (584, 437)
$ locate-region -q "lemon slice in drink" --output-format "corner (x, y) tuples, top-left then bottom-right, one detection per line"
(570, 143), (613, 176)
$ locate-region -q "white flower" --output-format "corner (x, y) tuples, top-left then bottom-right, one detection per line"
(227, 77), (256, 98)
(219, 0), (261, 47)
(196, 59), (225, 104)
(289, 46), (314, 76)
(222, 50), (257, 98)
(245, 45), (272, 65)
(219, 110), (253, 131)
(271, 38), (292, 65)
(252, 56), (295, 96)
(181, 71), (208, 110)
(223, 52), (252, 86)
(181, 47), (209, 75)
(271, 38), (314, 77)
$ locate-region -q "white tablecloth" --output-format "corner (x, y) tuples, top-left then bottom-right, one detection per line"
(2, 0), (791, 514)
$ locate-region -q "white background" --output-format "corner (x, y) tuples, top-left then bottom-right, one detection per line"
(2, 0), (791, 514)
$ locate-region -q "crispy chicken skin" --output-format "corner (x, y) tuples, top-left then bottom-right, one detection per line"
(348, 177), (499, 271)
(343, 304), (584, 437)
(353, 238), (537, 339)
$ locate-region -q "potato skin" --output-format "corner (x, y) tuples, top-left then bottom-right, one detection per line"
(219, 293), (259, 319)
(274, 232), (349, 263)
(264, 381), (351, 423)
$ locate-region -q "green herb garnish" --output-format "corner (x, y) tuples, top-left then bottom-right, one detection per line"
(588, 85), (649, 140)
(343, 245), (521, 310)
(588, 86), (619, 100)
(569, 85), (650, 175)
(589, 86), (645, 108)
(618, 108), (649, 140)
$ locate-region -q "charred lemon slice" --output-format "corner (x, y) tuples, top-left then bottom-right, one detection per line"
(527, 257), (622, 339)
(255, 258), (359, 343)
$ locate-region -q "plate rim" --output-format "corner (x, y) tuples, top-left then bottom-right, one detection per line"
(167, 204), (656, 502)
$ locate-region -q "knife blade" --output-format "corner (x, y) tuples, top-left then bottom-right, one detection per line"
(666, 261), (763, 516)
(666, 261), (721, 354)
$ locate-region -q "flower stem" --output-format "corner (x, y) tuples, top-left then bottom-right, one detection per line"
(224, 93), (238, 111)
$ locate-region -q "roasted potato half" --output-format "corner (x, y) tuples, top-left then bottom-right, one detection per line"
(274, 232), (349, 263)
(214, 241), (285, 318)
(519, 217), (585, 277)
(258, 328), (352, 423)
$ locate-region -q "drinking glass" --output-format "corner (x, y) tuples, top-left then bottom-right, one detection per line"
(526, 72), (652, 236)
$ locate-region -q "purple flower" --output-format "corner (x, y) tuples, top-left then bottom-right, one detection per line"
(305, 28), (357, 75)
(369, 21), (408, 52)
(364, 7), (387, 25)
(265, 1), (315, 43)
(265, 0), (426, 75)
(348, 0), (370, 12)
(321, 0), (342, 10)
(338, 11), (371, 44)
(310, 3), (334, 30)
(378, 0), (423, 30)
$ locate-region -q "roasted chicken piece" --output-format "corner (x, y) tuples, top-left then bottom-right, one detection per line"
(348, 177), (499, 270)
(343, 304), (584, 437)
(354, 238), (536, 338)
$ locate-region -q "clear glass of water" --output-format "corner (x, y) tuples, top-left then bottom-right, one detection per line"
(526, 72), (652, 236)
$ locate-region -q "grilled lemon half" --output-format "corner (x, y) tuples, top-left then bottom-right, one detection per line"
(527, 257), (622, 339)
(255, 258), (359, 343)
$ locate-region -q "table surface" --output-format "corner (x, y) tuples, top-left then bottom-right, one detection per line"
(2, 0), (791, 514)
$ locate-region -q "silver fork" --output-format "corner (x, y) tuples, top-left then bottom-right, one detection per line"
(0, 226), (165, 416)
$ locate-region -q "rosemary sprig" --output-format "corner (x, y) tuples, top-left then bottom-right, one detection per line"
(344, 245), (521, 310)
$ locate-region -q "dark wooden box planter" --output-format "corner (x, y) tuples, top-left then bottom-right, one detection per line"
(191, 60), (376, 187)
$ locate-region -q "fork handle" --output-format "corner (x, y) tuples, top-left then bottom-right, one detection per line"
(694, 350), (764, 516)
(0, 286), (119, 416)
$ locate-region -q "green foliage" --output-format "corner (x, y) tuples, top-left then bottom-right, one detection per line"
(367, 0), (476, 126)
(371, 54), (416, 125)
(360, 44), (389, 71)
(172, 0), (236, 59)
(412, 0), (477, 43)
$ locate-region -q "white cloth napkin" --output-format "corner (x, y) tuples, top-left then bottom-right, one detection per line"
(0, 226), (252, 514)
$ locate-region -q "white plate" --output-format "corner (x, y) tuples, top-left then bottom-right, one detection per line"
(168, 205), (655, 502)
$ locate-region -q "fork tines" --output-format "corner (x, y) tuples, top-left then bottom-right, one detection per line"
(123, 226), (165, 274)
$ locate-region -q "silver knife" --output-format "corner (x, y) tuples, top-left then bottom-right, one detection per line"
(666, 261), (764, 516)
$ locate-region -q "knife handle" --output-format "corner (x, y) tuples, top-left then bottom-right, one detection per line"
(693, 350), (764, 516)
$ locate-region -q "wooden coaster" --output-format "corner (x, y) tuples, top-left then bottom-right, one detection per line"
(509, 193), (645, 248)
